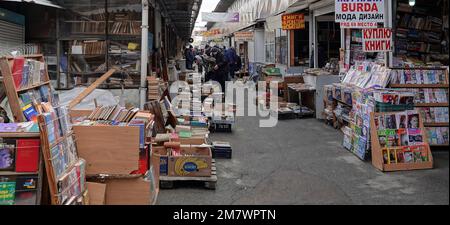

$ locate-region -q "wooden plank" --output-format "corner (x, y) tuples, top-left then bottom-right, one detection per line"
(17, 81), (51, 92)
(68, 69), (116, 109)
(37, 114), (59, 205)
(424, 122), (449, 127)
(0, 58), (25, 122)
(0, 132), (40, 138)
(0, 171), (39, 176)
(415, 103), (449, 107)
(159, 175), (217, 182)
(390, 84), (449, 88)
(73, 125), (140, 175)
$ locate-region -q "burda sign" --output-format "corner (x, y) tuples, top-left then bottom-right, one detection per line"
(362, 28), (393, 52)
(335, 0), (385, 28)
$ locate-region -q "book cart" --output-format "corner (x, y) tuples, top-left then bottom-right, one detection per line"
(0, 54), (52, 122)
(370, 112), (433, 172)
(389, 67), (449, 149)
(0, 131), (44, 205)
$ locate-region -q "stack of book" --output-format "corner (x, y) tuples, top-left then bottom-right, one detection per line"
(0, 175), (39, 205)
(391, 69), (448, 85)
(147, 76), (160, 101)
(71, 40), (106, 55)
(87, 105), (140, 123)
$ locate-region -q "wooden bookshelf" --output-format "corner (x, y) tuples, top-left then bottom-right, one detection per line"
(0, 55), (52, 122)
(0, 131), (45, 205)
(415, 102), (449, 107)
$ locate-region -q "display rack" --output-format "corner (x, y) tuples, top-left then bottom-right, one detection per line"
(0, 131), (44, 205)
(37, 108), (87, 205)
(389, 67), (449, 148)
(370, 112), (433, 172)
(0, 55), (52, 122)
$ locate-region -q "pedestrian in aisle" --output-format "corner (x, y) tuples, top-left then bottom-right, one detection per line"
(210, 46), (228, 92)
(225, 47), (238, 80)
(185, 45), (195, 70)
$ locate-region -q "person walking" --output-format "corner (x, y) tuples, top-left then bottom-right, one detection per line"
(210, 46), (228, 92)
(185, 45), (195, 70)
(225, 47), (238, 80)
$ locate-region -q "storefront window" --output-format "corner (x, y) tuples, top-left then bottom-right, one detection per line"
(293, 22), (309, 66)
(316, 21), (340, 68)
(275, 29), (288, 65)
(265, 30), (275, 63)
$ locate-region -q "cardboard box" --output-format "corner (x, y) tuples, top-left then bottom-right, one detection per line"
(105, 177), (153, 205)
(152, 145), (212, 177)
(73, 125), (140, 175)
(87, 182), (106, 205)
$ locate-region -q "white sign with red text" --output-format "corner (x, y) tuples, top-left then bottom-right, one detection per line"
(362, 28), (393, 52)
(335, 0), (385, 28)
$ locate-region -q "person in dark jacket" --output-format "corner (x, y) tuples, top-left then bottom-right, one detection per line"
(210, 46), (228, 92)
(225, 47), (239, 80)
(185, 45), (195, 70)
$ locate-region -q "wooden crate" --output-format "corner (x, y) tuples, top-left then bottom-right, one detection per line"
(370, 112), (433, 172)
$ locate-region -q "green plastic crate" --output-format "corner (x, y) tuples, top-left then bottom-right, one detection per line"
(375, 102), (414, 112)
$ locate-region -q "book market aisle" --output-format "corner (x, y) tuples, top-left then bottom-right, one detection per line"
(158, 115), (449, 205)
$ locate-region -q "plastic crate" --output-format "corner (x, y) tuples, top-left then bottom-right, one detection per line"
(375, 102), (414, 112)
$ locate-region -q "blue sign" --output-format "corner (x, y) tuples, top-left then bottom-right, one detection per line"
(183, 162), (198, 172)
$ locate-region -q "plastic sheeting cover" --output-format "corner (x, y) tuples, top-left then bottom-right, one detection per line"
(58, 87), (120, 110)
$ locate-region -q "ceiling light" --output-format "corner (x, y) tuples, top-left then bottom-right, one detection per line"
(409, 0), (415, 6)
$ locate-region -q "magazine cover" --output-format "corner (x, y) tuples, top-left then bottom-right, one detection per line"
(398, 129), (409, 146)
(403, 147), (414, 163)
(0, 144), (15, 171)
(385, 114), (397, 129)
(396, 149), (405, 163)
(396, 113), (408, 129)
(408, 128), (424, 146)
(407, 112), (420, 129)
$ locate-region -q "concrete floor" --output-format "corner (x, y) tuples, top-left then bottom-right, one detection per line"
(157, 116), (449, 205)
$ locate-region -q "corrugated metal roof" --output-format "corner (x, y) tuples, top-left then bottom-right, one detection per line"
(206, 0), (236, 29)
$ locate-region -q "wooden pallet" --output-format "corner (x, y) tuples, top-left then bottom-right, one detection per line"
(159, 160), (217, 190)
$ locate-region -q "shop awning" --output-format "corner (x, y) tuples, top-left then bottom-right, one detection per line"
(3, 0), (63, 9)
(265, 13), (283, 31)
(285, 0), (309, 14)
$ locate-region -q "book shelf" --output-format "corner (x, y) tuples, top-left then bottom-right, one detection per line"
(0, 131), (44, 205)
(0, 55), (52, 122)
(389, 67), (449, 148)
(57, 0), (142, 90)
(370, 112), (433, 172)
(394, 1), (448, 64)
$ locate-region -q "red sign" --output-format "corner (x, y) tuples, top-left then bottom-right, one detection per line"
(362, 28), (393, 52)
(282, 13), (305, 30)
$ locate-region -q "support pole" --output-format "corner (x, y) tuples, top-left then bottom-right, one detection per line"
(140, 0), (150, 109)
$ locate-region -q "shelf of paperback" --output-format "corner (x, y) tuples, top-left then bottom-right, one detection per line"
(370, 111), (433, 172)
(389, 67), (449, 147)
(0, 55), (52, 122)
(0, 125), (43, 205)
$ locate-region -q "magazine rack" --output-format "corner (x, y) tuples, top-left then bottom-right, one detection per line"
(370, 112), (433, 172)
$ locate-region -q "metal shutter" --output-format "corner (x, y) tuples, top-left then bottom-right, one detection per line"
(0, 20), (25, 52)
